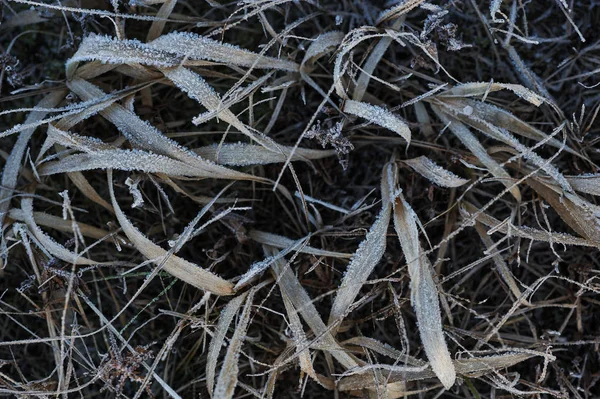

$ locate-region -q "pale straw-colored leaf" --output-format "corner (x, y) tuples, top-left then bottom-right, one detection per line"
(146, 0), (178, 41)
(107, 170), (234, 295)
(213, 288), (257, 399)
(332, 29), (391, 99)
(432, 105), (522, 201)
(376, 0), (426, 24)
(414, 101), (434, 137)
(67, 79), (265, 182)
(39, 149), (255, 180)
(301, 31), (344, 73)
(565, 174), (600, 196)
(299, 31), (344, 106)
(328, 163), (395, 328)
(9, 208), (125, 243)
(193, 143), (334, 166)
(266, 246), (358, 370)
(234, 238), (307, 291)
(40, 125), (261, 181)
(441, 82), (546, 106)
(404, 156), (469, 187)
(0, 90), (66, 267)
(338, 350), (545, 391)
(353, 18), (404, 102)
(460, 201), (600, 248)
(344, 100), (411, 143)
(160, 66), (278, 152)
(280, 294), (320, 384)
(248, 230), (352, 259)
(392, 165), (455, 389)
(20, 198), (108, 266)
(149, 31), (299, 71)
(526, 177), (600, 243)
(435, 96), (578, 157)
(67, 34), (179, 73)
(206, 292), (248, 397)
(474, 222), (526, 302)
(342, 336), (426, 366)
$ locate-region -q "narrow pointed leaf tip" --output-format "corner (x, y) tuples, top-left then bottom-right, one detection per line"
(344, 100), (411, 144)
(404, 156), (469, 187)
(328, 163), (396, 328)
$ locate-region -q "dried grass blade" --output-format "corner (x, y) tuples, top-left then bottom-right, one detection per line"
(328, 164), (394, 328)
(436, 97), (577, 157)
(206, 293), (248, 397)
(146, 0), (177, 41)
(107, 171), (234, 295)
(301, 31), (344, 73)
(456, 351), (551, 376)
(67, 34), (179, 74)
(20, 198), (105, 265)
(392, 184), (455, 389)
(432, 105), (521, 201)
(9, 208), (124, 242)
(344, 100), (411, 143)
(565, 174), (600, 196)
(40, 125), (116, 212)
(160, 66), (276, 151)
(526, 177), (600, 242)
(194, 143), (334, 166)
(338, 351), (543, 391)
(266, 246), (358, 369)
(474, 222), (525, 302)
(280, 294), (320, 385)
(39, 149), (257, 180)
(353, 18), (404, 102)
(248, 230), (352, 259)
(68, 79), (264, 182)
(214, 289), (257, 399)
(404, 156), (469, 187)
(149, 32), (299, 71)
(460, 201), (600, 248)
(377, 0), (425, 24)
(341, 337), (426, 366)
(442, 82), (546, 106)
(0, 90), (66, 265)
(66, 172), (114, 213)
(300, 31), (344, 104)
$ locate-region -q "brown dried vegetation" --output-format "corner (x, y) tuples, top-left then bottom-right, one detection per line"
(1, 0), (600, 398)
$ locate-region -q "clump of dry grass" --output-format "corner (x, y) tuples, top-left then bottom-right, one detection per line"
(1, 0), (600, 397)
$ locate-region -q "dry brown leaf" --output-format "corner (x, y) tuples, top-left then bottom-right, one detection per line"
(107, 170), (234, 295)
(338, 350), (547, 391)
(248, 230), (352, 259)
(344, 100), (411, 143)
(377, 0), (426, 24)
(20, 198), (108, 266)
(392, 169), (456, 389)
(404, 156), (469, 187)
(461, 201), (600, 248)
(214, 288), (257, 399)
(526, 177), (600, 243)
(432, 105), (522, 201)
(206, 292), (248, 397)
(266, 246), (358, 370)
(328, 163), (395, 328)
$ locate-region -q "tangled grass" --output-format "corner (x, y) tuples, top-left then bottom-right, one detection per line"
(1, 0), (600, 397)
